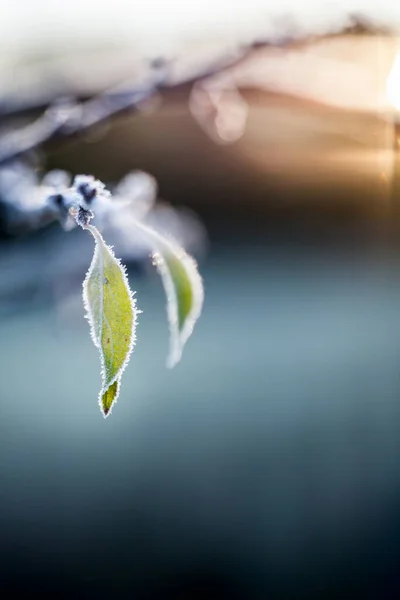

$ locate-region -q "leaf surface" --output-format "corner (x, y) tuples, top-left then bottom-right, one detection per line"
(134, 221), (203, 367)
(83, 225), (137, 417)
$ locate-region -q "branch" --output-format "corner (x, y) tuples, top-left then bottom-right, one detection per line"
(0, 15), (386, 169)
(0, 44), (267, 167)
(0, 73), (166, 167)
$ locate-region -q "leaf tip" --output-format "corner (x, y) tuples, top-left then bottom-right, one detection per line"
(99, 379), (120, 418)
(102, 406), (111, 418)
(166, 347), (182, 369)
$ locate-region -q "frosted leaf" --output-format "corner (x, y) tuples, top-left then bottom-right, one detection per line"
(83, 224), (137, 417)
(134, 220), (203, 368)
(113, 170), (157, 220)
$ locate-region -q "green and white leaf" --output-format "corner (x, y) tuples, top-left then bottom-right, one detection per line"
(83, 224), (137, 417)
(134, 220), (204, 368)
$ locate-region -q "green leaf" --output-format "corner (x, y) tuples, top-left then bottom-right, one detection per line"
(133, 220), (203, 368)
(101, 379), (120, 416)
(153, 241), (203, 367)
(83, 225), (137, 417)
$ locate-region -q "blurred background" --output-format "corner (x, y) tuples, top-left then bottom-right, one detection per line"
(2, 2), (400, 598)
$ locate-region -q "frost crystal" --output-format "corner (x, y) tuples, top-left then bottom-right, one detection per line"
(72, 175), (111, 207)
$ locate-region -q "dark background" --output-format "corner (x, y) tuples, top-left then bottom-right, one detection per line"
(1, 81), (400, 599)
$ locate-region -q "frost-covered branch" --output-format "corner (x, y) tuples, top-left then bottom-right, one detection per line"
(0, 17), (392, 168)
(0, 71), (166, 167)
(0, 43), (269, 168)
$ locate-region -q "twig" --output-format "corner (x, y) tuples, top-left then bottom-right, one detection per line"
(3, 34), (323, 165)
(0, 44), (267, 167)
(0, 74), (166, 166)
(1, 18), (381, 168)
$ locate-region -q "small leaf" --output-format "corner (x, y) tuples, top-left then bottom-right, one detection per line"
(134, 220), (203, 368)
(83, 225), (137, 417)
(101, 379), (120, 416)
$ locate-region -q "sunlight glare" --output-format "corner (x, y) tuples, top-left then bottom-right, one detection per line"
(387, 52), (400, 111)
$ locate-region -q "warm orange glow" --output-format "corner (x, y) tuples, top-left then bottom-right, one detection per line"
(387, 52), (400, 111)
